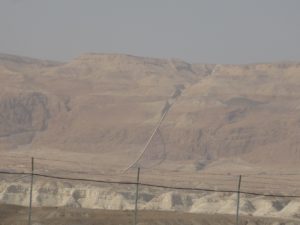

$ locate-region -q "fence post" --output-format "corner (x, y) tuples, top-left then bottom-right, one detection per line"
(133, 167), (140, 225)
(28, 157), (34, 225)
(236, 175), (242, 225)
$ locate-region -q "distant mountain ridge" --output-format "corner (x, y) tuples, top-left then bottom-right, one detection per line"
(1, 53), (300, 172)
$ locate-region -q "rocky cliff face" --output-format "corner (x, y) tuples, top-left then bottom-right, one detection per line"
(0, 93), (50, 145)
(0, 93), (51, 152)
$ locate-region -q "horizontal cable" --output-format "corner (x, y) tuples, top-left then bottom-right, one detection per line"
(1, 170), (300, 198)
(0, 171), (136, 186)
(34, 157), (79, 164)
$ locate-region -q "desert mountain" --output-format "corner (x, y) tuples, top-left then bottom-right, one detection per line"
(1, 53), (300, 172)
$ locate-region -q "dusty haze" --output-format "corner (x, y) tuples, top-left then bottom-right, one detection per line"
(1, 0), (300, 64)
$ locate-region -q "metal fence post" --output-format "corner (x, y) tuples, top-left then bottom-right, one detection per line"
(236, 175), (242, 225)
(133, 167), (140, 225)
(28, 157), (34, 225)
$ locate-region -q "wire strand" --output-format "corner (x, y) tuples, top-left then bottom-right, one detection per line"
(1, 170), (300, 198)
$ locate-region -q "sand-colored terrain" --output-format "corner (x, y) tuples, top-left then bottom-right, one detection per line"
(1, 53), (300, 224)
(1, 204), (299, 225)
(1, 53), (300, 174)
(1, 175), (300, 221)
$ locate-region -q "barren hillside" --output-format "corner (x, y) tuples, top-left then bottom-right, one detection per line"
(1, 53), (300, 173)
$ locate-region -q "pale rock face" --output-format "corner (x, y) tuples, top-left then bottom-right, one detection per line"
(0, 92), (50, 148)
(0, 180), (299, 220)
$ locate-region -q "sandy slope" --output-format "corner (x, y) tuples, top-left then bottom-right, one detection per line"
(1, 53), (300, 175)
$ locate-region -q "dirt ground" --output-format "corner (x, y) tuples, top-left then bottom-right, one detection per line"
(0, 204), (299, 225)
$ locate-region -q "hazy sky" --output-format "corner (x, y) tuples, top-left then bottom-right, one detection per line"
(1, 0), (300, 64)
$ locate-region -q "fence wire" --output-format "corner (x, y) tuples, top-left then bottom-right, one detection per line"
(0, 170), (299, 198)
(1, 156), (300, 225)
